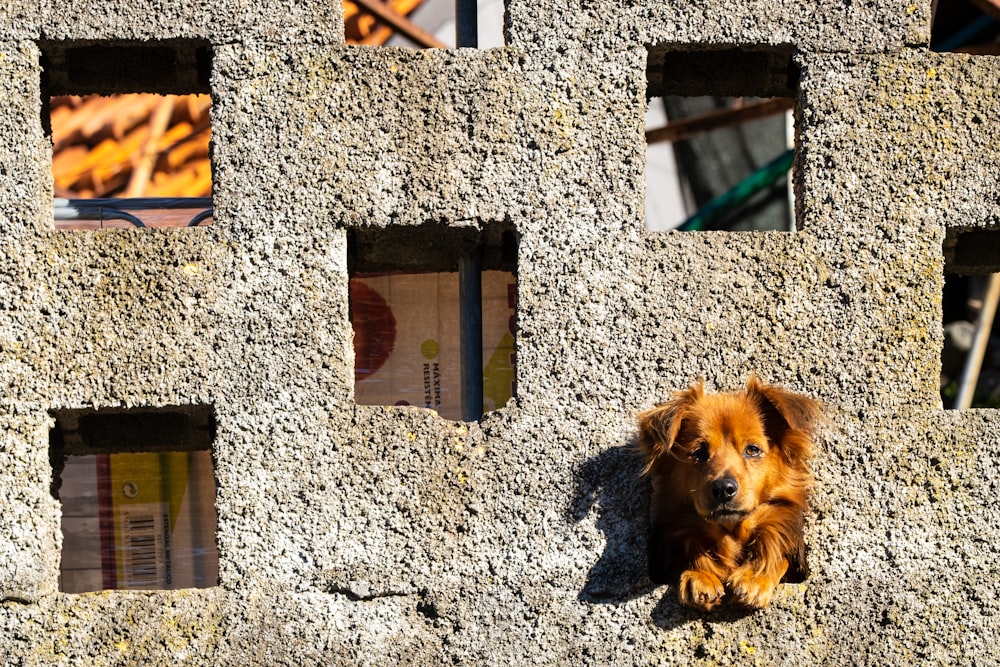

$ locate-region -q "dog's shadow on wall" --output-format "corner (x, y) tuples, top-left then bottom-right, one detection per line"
(569, 442), (755, 630)
(569, 441), (657, 603)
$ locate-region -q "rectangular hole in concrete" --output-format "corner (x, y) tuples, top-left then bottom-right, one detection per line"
(40, 40), (214, 230)
(943, 228), (1000, 408)
(645, 46), (798, 232)
(50, 405), (219, 593)
(348, 223), (518, 421)
(931, 1), (1000, 54)
(344, 0), (505, 48)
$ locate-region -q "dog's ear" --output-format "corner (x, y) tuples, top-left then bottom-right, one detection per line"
(745, 375), (822, 463)
(637, 380), (704, 475)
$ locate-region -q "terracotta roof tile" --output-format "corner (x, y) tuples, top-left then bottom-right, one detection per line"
(52, 94), (212, 201)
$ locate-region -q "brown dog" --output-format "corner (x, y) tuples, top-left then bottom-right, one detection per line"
(637, 377), (821, 611)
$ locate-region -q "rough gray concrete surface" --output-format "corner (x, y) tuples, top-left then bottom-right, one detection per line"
(7, 1), (345, 43)
(506, 0), (930, 52)
(2, 0), (1000, 664)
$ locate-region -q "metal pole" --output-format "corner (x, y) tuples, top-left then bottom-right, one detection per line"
(456, 1), (481, 420)
(456, 0), (478, 48)
(785, 107), (797, 232)
(955, 273), (1000, 409)
(459, 250), (484, 421)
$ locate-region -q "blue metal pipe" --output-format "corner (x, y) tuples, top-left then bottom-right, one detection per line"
(459, 250), (484, 421)
(455, 0), (478, 48)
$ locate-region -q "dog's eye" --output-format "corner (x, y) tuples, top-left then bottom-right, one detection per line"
(689, 445), (709, 463)
(743, 444), (764, 458)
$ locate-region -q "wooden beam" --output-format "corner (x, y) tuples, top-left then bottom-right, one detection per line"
(645, 97), (794, 145)
(351, 0), (447, 48)
(124, 96), (174, 197)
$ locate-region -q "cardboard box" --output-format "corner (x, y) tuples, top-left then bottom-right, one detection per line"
(352, 270), (516, 420)
(58, 450), (218, 593)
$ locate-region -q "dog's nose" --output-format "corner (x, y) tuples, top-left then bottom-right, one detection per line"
(711, 477), (739, 503)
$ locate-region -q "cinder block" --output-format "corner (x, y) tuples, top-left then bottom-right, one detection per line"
(2, 589), (226, 663)
(803, 411), (1000, 664)
(798, 50), (1000, 241)
(0, 2), (39, 41)
(39, 0), (344, 44)
(0, 41), (49, 238)
(210, 45), (556, 230)
(0, 413), (61, 603)
(507, 0), (930, 52)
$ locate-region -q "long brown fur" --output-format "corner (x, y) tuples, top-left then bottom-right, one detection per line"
(637, 376), (821, 611)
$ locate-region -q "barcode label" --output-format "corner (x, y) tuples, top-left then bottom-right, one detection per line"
(119, 506), (171, 589)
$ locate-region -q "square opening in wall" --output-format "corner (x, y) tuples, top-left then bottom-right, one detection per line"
(349, 224), (517, 422)
(50, 405), (218, 593)
(343, 0), (504, 48)
(645, 47), (798, 232)
(931, 0), (1000, 54)
(942, 228), (1000, 409)
(41, 40), (214, 230)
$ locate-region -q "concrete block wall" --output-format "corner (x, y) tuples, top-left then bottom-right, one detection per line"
(2, 0), (999, 664)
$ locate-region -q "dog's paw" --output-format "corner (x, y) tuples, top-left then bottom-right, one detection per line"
(727, 565), (779, 609)
(678, 569), (726, 611)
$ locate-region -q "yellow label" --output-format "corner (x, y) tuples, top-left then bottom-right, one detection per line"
(109, 452), (191, 589)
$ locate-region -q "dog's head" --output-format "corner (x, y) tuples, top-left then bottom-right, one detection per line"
(638, 376), (820, 525)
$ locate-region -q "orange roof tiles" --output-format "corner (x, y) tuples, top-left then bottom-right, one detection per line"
(344, 0), (427, 45)
(52, 93), (212, 199)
